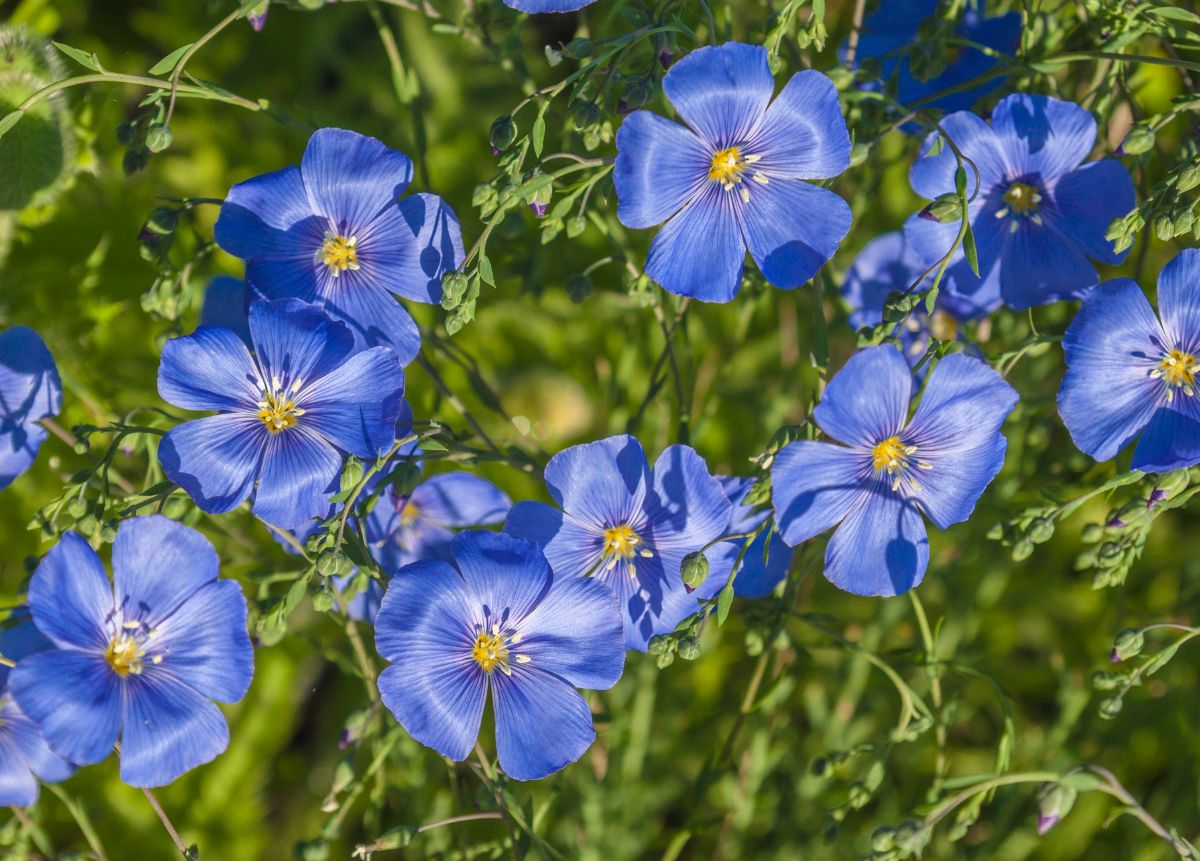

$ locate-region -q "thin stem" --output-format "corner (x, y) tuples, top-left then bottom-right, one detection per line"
(910, 592), (947, 794)
(164, 8), (243, 124)
(17, 73), (261, 114)
(844, 0), (868, 68)
(9, 806), (53, 856)
(142, 788), (189, 858)
(421, 811), (506, 833)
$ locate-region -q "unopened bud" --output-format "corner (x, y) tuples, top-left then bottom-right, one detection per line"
(1110, 627), (1144, 662)
(1119, 124), (1155, 156)
(145, 123), (173, 153)
(676, 635), (701, 660)
(921, 192), (962, 223)
(489, 116), (517, 151)
(681, 550), (709, 593)
(1028, 517), (1054, 544)
(1036, 781), (1077, 835)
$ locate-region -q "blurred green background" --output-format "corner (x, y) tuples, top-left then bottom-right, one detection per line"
(1, 0), (1198, 858)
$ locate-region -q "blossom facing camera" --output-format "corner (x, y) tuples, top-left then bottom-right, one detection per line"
(0, 326), (61, 492)
(614, 42), (851, 303)
(771, 345), (1017, 596)
(904, 94), (1135, 311)
(158, 298), (406, 530)
(1058, 249), (1200, 473)
(374, 530), (624, 781)
(504, 435), (732, 650)
(0, 617), (75, 806)
(9, 516), (254, 787)
(694, 476), (794, 600)
(215, 128), (465, 364)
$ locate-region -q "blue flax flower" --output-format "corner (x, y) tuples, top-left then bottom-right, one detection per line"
(841, 231), (983, 375)
(504, 435), (732, 650)
(1058, 249), (1200, 472)
(375, 530), (624, 781)
(904, 94), (1134, 311)
(771, 345), (1017, 595)
(9, 516), (254, 787)
(614, 42), (851, 302)
(158, 298), (406, 530)
(215, 128), (464, 364)
(502, 0), (593, 12)
(0, 617), (74, 805)
(849, 0), (1019, 120)
(694, 476), (794, 600)
(0, 326), (61, 491)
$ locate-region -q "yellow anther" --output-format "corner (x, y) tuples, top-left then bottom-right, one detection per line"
(472, 629), (525, 675)
(871, 436), (910, 473)
(1153, 348), (1200, 402)
(1001, 181), (1041, 215)
(320, 233), (360, 278)
(708, 146), (748, 188)
(603, 524), (641, 560)
(398, 500), (420, 527)
(105, 633), (144, 677)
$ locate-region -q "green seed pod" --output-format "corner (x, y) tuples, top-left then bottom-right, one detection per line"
(1177, 163), (1200, 194)
(924, 191), (963, 223)
(316, 548), (344, 576)
(870, 826), (896, 852)
(1080, 522), (1103, 543)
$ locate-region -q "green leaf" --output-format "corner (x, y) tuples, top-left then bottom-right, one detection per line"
(419, 438), (448, 452)
(0, 110), (24, 141)
(478, 254), (495, 287)
(716, 582), (734, 625)
(1149, 6), (1200, 23)
(532, 114), (546, 158)
(148, 43), (194, 76)
(963, 224), (980, 277)
(52, 41), (104, 72)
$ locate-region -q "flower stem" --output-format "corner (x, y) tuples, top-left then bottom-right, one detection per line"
(142, 787), (189, 858)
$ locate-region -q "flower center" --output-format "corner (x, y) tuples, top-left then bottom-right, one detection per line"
(1002, 182), (1041, 214)
(601, 523), (654, 577)
(105, 632), (144, 677)
(871, 436), (931, 493)
(398, 499), (420, 527)
(470, 624), (530, 676)
(257, 376), (305, 433)
(320, 233), (360, 278)
(708, 146), (768, 203)
(1150, 348), (1199, 402)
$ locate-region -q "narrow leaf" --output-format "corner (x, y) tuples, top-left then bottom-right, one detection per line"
(532, 115), (546, 158)
(716, 582), (734, 625)
(963, 224), (980, 276)
(148, 43), (194, 76)
(0, 110), (24, 141)
(52, 41), (104, 72)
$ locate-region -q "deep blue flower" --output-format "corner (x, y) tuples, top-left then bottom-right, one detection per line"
(200, 276), (253, 344)
(614, 42), (851, 302)
(1058, 249), (1200, 472)
(504, 435), (732, 650)
(502, 0), (594, 12)
(375, 530), (624, 781)
(158, 298), (406, 530)
(771, 345), (1017, 595)
(0, 326), (61, 491)
(214, 128), (464, 364)
(904, 94), (1135, 310)
(694, 476), (794, 600)
(0, 617), (74, 805)
(9, 516), (254, 787)
(841, 231), (983, 376)
(848, 0), (1020, 120)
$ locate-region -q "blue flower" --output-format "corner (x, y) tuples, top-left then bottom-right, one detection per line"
(374, 530), (624, 781)
(0, 326), (61, 491)
(771, 345), (1017, 596)
(502, 0), (593, 13)
(9, 516), (254, 787)
(214, 128), (465, 364)
(1058, 249), (1200, 473)
(904, 94), (1135, 310)
(841, 231), (983, 376)
(504, 435), (732, 650)
(849, 0), (1020, 120)
(693, 476), (794, 600)
(0, 616), (75, 806)
(158, 298), (406, 530)
(200, 276), (252, 344)
(614, 42), (851, 303)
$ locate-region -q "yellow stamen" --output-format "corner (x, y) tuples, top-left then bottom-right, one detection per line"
(398, 499), (420, 527)
(708, 146), (747, 188)
(872, 436), (909, 472)
(320, 233), (360, 278)
(105, 633), (144, 677)
(1153, 348), (1200, 402)
(1002, 181), (1041, 215)
(472, 631), (510, 674)
(257, 394), (301, 432)
(603, 524), (640, 559)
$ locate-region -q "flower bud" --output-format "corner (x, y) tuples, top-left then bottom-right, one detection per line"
(1036, 781), (1077, 835)
(115, 121), (138, 146)
(681, 550), (709, 593)
(1081, 522), (1103, 543)
(489, 115), (517, 151)
(870, 826), (896, 852)
(1027, 517), (1054, 544)
(567, 273), (592, 303)
(339, 456), (363, 493)
(676, 635), (701, 661)
(145, 123), (173, 153)
(317, 548), (344, 576)
(647, 633), (672, 656)
(920, 192), (962, 223)
(66, 497), (88, 519)
(1177, 163), (1200, 194)
(1011, 538), (1034, 562)
(1098, 696), (1123, 719)
(1110, 627), (1144, 662)
(1119, 124), (1155, 156)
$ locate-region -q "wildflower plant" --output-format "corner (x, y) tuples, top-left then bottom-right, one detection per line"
(3, 2), (1200, 860)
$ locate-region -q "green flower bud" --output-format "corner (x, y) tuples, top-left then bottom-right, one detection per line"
(676, 635), (701, 661)
(870, 826), (896, 852)
(847, 781), (871, 809)
(1081, 522), (1103, 543)
(1177, 163), (1200, 194)
(1036, 781), (1077, 835)
(66, 497), (88, 519)
(893, 819), (928, 854)
(1110, 627), (1144, 662)
(115, 121), (138, 146)
(646, 633), (672, 656)
(680, 550), (709, 592)
(99, 519), (118, 543)
(316, 548), (344, 576)
(312, 588), (335, 613)
(654, 650), (675, 669)
(339, 456), (363, 493)
(145, 123), (173, 153)
(489, 115), (517, 151)
(1011, 538), (1034, 562)
(567, 273), (592, 303)
(1028, 517), (1055, 544)
(1098, 696), (1123, 719)
(923, 191), (963, 223)
(1119, 124), (1155, 156)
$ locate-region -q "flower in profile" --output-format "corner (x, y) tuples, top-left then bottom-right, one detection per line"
(848, 0), (1020, 120)
(375, 530), (624, 780)
(771, 345), (1017, 595)
(0, 616), (74, 805)
(215, 128), (465, 364)
(693, 476), (794, 600)
(0, 326), (61, 491)
(841, 231), (984, 376)
(158, 298), (406, 530)
(904, 94), (1134, 310)
(504, 435), (731, 650)
(502, 0), (595, 12)
(9, 516), (254, 787)
(614, 42), (851, 302)
(1058, 249), (1200, 472)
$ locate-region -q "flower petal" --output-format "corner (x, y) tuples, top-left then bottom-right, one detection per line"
(614, 111), (709, 230)
(318, 280), (422, 365)
(0, 727), (41, 806)
(662, 42), (774, 146)
(158, 325), (261, 413)
(146, 580), (253, 703)
(112, 516), (218, 629)
(491, 666), (596, 781)
(0, 326), (60, 427)
(904, 354), (1017, 529)
(593, 554), (697, 651)
(645, 184), (745, 302)
(502, 0), (593, 11)
(160, 414), (265, 515)
(352, 192), (464, 304)
(298, 346), (405, 457)
(245, 257), (321, 304)
(1156, 248), (1200, 356)
(9, 649), (120, 766)
(824, 491), (928, 596)
(119, 671), (230, 787)
(814, 345), (911, 446)
(903, 212), (1004, 317)
(543, 435), (650, 530)
(0, 423), (46, 493)
(200, 277), (253, 345)
(301, 128), (413, 233)
(451, 531), (553, 629)
(412, 473), (511, 527)
(998, 219), (1099, 309)
(645, 444), (731, 555)
(27, 531), (111, 650)
(1058, 278), (1165, 462)
(214, 165), (326, 260)
(841, 232), (928, 329)
(375, 559), (485, 762)
(770, 440), (868, 546)
(248, 298), (356, 389)
(750, 70), (850, 179)
(910, 113), (1008, 201)
(1047, 160), (1134, 266)
(503, 500), (603, 580)
(252, 427), (342, 529)
(515, 576), (624, 689)
(1131, 398), (1200, 473)
(738, 177), (851, 289)
(990, 94), (1097, 181)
